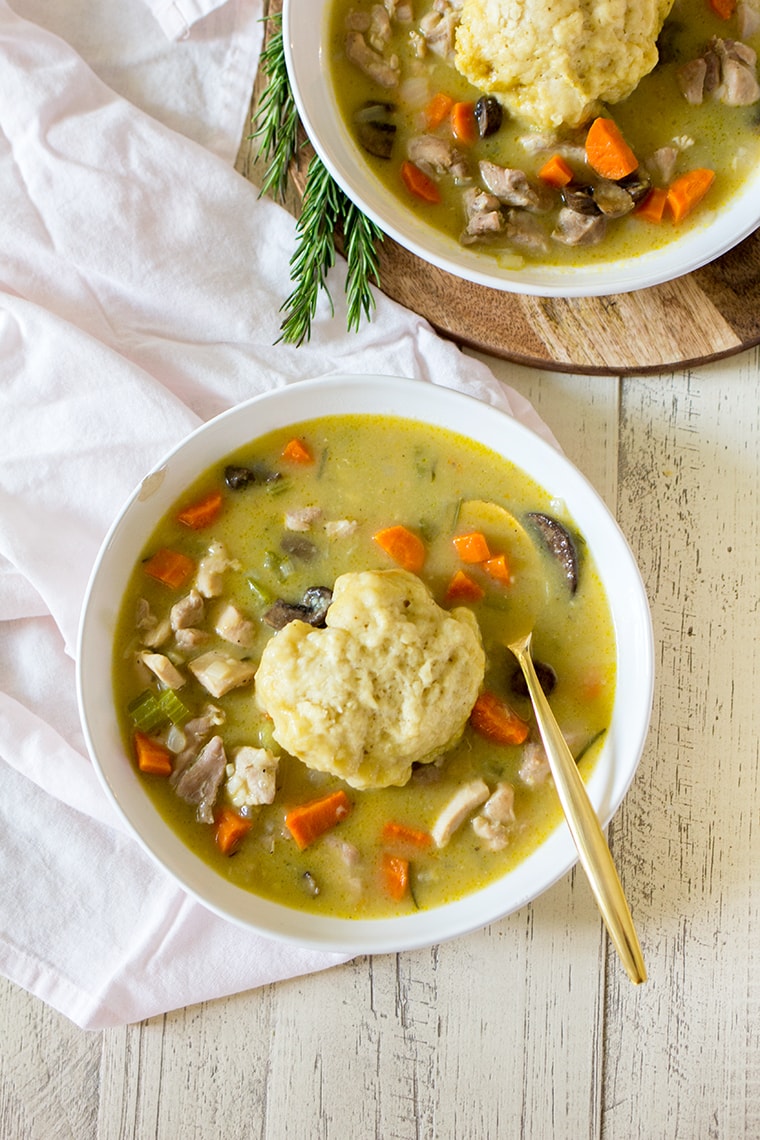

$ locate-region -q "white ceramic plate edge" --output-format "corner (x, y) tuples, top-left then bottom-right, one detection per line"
(77, 374), (654, 954)
(282, 0), (760, 298)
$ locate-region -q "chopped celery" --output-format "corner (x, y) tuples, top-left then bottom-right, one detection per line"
(263, 551), (295, 582)
(247, 576), (275, 605)
(157, 689), (190, 725)
(127, 691), (166, 732)
(414, 447), (437, 481)
(277, 555), (295, 580)
(417, 517), (440, 543)
(127, 688), (189, 730)
(266, 477), (290, 497)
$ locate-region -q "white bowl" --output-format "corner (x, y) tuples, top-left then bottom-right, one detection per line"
(283, 0), (760, 297)
(77, 375), (654, 953)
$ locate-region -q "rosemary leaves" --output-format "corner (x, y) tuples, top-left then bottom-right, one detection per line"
(250, 13), (383, 345)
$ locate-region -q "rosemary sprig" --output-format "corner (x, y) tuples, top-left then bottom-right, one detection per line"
(278, 155), (340, 346)
(341, 199), (383, 333)
(250, 14), (299, 202)
(250, 12), (383, 344)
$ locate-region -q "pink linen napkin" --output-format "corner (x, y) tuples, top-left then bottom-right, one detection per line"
(0, 0), (556, 1030)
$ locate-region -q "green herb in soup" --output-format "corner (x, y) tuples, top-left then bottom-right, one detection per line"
(113, 415), (616, 919)
(328, 0), (760, 265)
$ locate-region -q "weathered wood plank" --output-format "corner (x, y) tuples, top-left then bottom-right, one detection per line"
(603, 348), (760, 1138)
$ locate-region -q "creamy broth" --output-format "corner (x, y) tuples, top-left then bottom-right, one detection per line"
(328, 0), (760, 266)
(113, 416), (616, 918)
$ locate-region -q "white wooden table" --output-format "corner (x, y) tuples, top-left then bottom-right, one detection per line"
(2, 347), (758, 1139)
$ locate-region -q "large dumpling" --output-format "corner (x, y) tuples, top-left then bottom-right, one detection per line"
(254, 569), (486, 790)
(455, 0), (675, 129)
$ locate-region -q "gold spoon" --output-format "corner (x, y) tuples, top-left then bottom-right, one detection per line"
(461, 501), (647, 985)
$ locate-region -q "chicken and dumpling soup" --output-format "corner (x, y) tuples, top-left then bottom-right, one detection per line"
(329, 0), (760, 266)
(113, 415), (617, 918)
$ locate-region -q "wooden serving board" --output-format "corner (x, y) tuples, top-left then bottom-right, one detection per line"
(236, 0), (760, 375)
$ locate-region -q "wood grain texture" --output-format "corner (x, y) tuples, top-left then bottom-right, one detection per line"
(235, 2), (760, 376)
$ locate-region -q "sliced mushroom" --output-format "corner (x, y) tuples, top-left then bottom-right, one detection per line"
(263, 586), (333, 630)
(525, 512), (579, 593)
(474, 95), (503, 138)
(592, 179), (635, 217)
(354, 102), (397, 159)
(510, 660), (557, 699)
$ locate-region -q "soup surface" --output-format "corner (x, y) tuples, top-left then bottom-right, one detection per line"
(113, 415), (616, 919)
(328, 0), (760, 266)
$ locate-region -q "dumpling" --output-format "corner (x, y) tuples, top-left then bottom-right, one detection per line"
(254, 569), (485, 789)
(455, 0), (675, 129)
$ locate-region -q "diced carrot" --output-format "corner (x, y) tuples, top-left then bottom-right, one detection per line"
(470, 691), (530, 746)
(634, 186), (668, 223)
(381, 852), (410, 901)
(452, 530), (491, 563)
(285, 790), (352, 850)
(281, 437), (314, 464)
(214, 807), (253, 855)
(482, 552), (511, 585)
(373, 524), (426, 573)
(176, 489), (223, 530)
(709, 0), (736, 17)
(133, 731), (173, 776)
(382, 821), (433, 849)
(538, 153), (574, 188)
(580, 670), (606, 702)
(401, 160), (441, 204)
(425, 91), (454, 129)
(585, 117), (638, 181)
(450, 101), (477, 144)
(143, 547), (195, 590)
(445, 569), (485, 603)
(666, 168), (715, 223)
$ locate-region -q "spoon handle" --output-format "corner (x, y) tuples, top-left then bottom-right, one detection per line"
(513, 640), (647, 985)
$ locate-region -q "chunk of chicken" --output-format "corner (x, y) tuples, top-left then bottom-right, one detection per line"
(173, 735), (227, 823)
(461, 187), (504, 242)
(214, 603), (256, 648)
(170, 706), (225, 778)
(189, 651), (256, 698)
(174, 628), (209, 651)
(345, 30), (400, 88)
(552, 208), (607, 246)
(225, 746), (279, 810)
(135, 599), (171, 648)
(139, 651), (186, 690)
(430, 778), (490, 848)
(367, 3), (392, 51)
(408, 134), (467, 176)
(472, 782), (516, 850)
(479, 162), (554, 212)
(196, 541), (238, 599)
(677, 36), (760, 106)
(170, 588), (205, 631)
(519, 741), (552, 787)
(285, 506), (323, 532)
(324, 518), (359, 539)
(418, 4), (460, 58)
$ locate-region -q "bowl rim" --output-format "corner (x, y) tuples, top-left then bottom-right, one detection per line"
(77, 374), (654, 953)
(282, 0), (760, 298)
